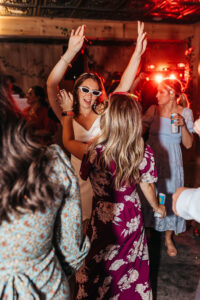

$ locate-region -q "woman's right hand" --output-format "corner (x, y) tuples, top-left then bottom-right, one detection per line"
(154, 205), (166, 218)
(57, 89), (74, 112)
(67, 25), (85, 55)
(135, 21), (147, 57)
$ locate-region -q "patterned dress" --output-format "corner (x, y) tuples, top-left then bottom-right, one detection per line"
(0, 144), (90, 299)
(75, 145), (157, 300)
(142, 106), (194, 234)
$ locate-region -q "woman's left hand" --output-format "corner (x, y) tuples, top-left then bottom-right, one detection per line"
(155, 204), (166, 218)
(57, 89), (74, 112)
(135, 21), (147, 57)
(173, 113), (186, 127)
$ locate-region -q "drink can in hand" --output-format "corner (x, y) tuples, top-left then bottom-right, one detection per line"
(171, 113), (179, 134)
(158, 193), (166, 205)
(154, 193), (166, 218)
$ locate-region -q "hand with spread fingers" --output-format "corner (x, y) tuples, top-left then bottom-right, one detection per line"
(57, 89), (73, 112)
(113, 21), (147, 93)
(68, 25), (86, 55)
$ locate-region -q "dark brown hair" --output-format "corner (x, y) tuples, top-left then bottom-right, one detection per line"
(0, 72), (58, 224)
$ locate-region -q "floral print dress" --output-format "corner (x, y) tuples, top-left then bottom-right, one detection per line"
(0, 144), (90, 300)
(75, 145), (157, 300)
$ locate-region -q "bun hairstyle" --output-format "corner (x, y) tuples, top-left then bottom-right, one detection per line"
(72, 72), (107, 116)
(161, 78), (190, 108)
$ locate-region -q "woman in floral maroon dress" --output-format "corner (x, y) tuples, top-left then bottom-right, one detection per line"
(75, 93), (166, 300)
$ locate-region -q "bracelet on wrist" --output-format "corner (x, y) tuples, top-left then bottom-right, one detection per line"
(62, 111), (75, 117)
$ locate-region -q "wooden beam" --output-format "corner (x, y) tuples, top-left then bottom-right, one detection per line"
(0, 17), (194, 41)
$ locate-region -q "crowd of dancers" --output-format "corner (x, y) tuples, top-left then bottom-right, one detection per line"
(0, 21), (199, 299)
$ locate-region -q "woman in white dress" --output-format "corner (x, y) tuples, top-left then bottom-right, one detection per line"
(47, 23), (147, 226)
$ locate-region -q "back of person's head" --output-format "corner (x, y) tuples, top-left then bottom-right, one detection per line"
(31, 85), (47, 107)
(73, 72), (106, 116)
(0, 72), (57, 224)
(95, 92), (144, 189)
(161, 78), (190, 108)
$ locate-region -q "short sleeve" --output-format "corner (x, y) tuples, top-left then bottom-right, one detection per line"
(142, 105), (157, 129)
(48, 144), (90, 276)
(182, 108), (194, 133)
(139, 145), (158, 183)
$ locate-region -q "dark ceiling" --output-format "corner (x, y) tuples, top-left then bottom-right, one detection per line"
(0, 0), (200, 24)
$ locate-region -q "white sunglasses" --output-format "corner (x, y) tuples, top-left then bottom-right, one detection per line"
(79, 86), (102, 97)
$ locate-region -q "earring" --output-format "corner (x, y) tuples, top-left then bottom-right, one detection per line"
(169, 90), (175, 101)
(92, 99), (98, 109)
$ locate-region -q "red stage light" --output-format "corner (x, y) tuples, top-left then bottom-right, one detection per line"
(148, 65), (156, 70)
(154, 74), (163, 83)
(169, 74), (176, 79)
(177, 63), (185, 68)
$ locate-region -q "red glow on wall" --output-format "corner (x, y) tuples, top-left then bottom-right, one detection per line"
(177, 63), (185, 68)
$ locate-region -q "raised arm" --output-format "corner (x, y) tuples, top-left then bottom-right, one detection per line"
(47, 25), (85, 122)
(57, 89), (89, 160)
(114, 21), (147, 93)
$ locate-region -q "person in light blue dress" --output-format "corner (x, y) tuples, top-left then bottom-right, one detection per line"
(142, 78), (194, 257)
(0, 71), (90, 299)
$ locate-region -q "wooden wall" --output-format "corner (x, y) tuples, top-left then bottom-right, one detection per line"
(0, 17), (199, 116)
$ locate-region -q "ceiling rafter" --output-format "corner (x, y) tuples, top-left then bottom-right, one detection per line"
(0, 0), (199, 23)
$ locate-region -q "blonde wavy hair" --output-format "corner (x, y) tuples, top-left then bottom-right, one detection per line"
(92, 92), (144, 189)
(161, 78), (190, 108)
